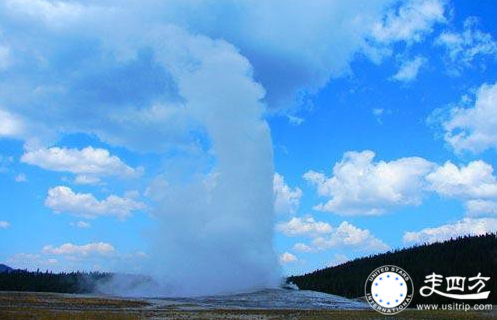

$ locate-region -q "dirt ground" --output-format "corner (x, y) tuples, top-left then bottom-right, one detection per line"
(0, 291), (495, 320)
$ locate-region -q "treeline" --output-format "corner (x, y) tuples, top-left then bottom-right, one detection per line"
(288, 233), (497, 305)
(0, 269), (112, 293)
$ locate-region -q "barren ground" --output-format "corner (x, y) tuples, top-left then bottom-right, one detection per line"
(0, 291), (495, 320)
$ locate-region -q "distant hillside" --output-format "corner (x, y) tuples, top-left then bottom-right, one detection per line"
(0, 264), (12, 273)
(288, 233), (497, 305)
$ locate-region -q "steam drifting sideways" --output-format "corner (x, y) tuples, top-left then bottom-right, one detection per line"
(0, 3), (281, 296)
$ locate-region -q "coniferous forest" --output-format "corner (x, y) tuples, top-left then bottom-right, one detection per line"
(0, 270), (112, 293)
(288, 233), (497, 306)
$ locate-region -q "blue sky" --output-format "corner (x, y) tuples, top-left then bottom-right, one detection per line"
(1, 0), (497, 280)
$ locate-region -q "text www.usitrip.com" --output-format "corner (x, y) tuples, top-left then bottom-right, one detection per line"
(416, 303), (493, 311)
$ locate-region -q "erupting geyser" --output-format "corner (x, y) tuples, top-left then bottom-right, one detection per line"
(102, 28), (281, 297)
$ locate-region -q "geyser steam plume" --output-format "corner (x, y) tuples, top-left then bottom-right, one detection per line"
(104, 28), (282, 296)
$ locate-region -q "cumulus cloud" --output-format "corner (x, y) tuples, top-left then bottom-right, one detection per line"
(42, 242), (115, 256)
(427, 160), (497, 199)
(279, 252), (298, 264)
(0, 220), (10, 228)
(45, 186), (145, 220)
(403, 218), (497, 244)
(273, 173), (303, 215)
(391, 56), (427, 82)
(276, 216), (332, 238)
(370, 0), (446, 44)
(186, 0), (398, 109)
(304, 150), (497, 217)
(294, 221), (389, 253)
(304, 150), (434, 215)
(436, 82), (497, 154)
(22, 147), (142, 184)
(436, 17), (497, 72)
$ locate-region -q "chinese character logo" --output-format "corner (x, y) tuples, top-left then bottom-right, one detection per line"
(420, 272), (491, 300)
(365, 265), (414, 315)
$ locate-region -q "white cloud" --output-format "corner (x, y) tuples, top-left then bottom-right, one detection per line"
(276, 216), (332, 237)
(73, 175), (101, 185)
(77, 221), (91, 228)
(465, 200), (497, 217)
(15, 173), (27, 182)
(70, 220), (91, 228)
(372, 108), (384, 124)
(373, 108), (384, 116)
(7, 253), (57, 269)
(273, 173), (303, 215)
(391, 56), (427, 82)
(403, 218), (497, 244)
(279, 252), (298, 264)
(304, 150), (434, 215)
(0, 220), (10, 228)
(436, 17), (497, 71)
(304, 150), (497, 217)
(5, 0), (86, 25)
(7, 242), (148, 273)
(438, 82), (497, 154)
(42, 242), (115, 256)
(0, 109), (52, 149)
(427, 160), (497, 199)
(0, 109), (25, 138)
(287, 115), (304, 126)
(194, 0), (401, 109)
(293, 221), (389, 254)
(45, 186), (145, 220)
(293, 243), (316, 253)
(370, 0), (446, 44)
(22, 146), (142, 184)
(312, 222), (389, 252)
